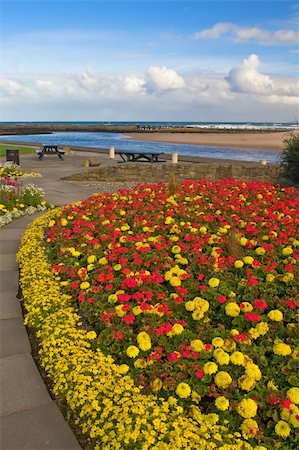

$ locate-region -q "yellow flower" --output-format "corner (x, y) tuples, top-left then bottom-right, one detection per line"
(214, 349), (230, 365)
(266, 273), (275, 283)
(238, 375), (256, 392)
(237, 399), (258, 418)
(99, 257), (108, 265)
(87, 255), (97, 264)
(118, 364), (129, 374)
(172, 323), (184, 335)
(152, 378), (163, 392)
(230, 351), (245, 366)
(169, 276), (181, 287)
(267, 309), (283, 321)
(171, 245), (181, 254)
(240, 237), (248, 246)
(245, 363), (262, 381)
(126, 345), (139, 358)
(275, 420), (291, 438)
(241, 419), (259, 438)
(185, 300), (196, 311)
(137, 332), (151, 351)
(273, 342), (292, 356)
(48, 219), (55, 227)
(282, 246), (293, 256)
(61, 218), (68, 226)
(80, 281), (90, 290)
(240, 302), (253, 312)
(86, 331), (97, 340)
(190, 339), (205, 352)
(203, 362), (218, 375)
(255, 247), (266, 255)
(234, 260), (244, 269)
(287, 387), (299, 404)
(225, 303), (240, 317)
(208, 277), (220, 288)
(214, 371), (232, 389)
(212, 337), (224, 348)
(215, 396), (229, 411)
(176, 382), (191, 398)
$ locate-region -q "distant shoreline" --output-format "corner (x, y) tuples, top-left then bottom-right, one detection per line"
(124, 131), (296, 152)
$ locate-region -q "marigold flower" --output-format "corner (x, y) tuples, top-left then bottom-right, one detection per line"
(287, 387), (299, 404)
(215, 396), (229, 411)
(176, 382), (191, 398)
(237, 398), (258, 418)
(234, 260), (244, 269)
(267, 309), (283, 321)
(275, 420), (291, 438)
(230, 351), (245, 366)
(225, 303), (240, 317)
(208, 277), (220, 288)
(214, 371), (232, 389)
(273, 342), (292, 356)
(241, 418), (259, 438)
(126, 345), (139, 358)
(203, 362), (218, 375)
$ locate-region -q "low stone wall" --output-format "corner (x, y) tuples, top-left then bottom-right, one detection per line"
(63, 161), (281, 184)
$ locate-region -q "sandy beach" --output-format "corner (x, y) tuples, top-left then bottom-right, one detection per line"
(125, 131), (298, 152)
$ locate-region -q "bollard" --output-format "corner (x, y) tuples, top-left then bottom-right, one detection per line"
(260, 159), (267, 165)
(172, 152), (178, 164)
(109, 146), (115, 159)
(6, 149), (20, 165)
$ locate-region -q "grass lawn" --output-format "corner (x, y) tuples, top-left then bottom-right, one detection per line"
(0, 143), (39, 158)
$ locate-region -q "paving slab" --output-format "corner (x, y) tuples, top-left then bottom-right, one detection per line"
(0, 290), (22, 319)
(0, 353), (51, 417)
(0, 254), (17, 271)
(0, 240), (20, 253)
(0, 229), (25, 241)
(0, 270), (19, 291)
(0, 403), (81, 450)
(0, 318), (30, 357)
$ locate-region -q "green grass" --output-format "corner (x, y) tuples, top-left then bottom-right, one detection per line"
(0, 144), (39, 158)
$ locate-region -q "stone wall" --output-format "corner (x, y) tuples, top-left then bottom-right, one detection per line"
(63, 161), (281, 184)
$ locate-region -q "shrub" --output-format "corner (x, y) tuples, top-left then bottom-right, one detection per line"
(278, 133), (299, 186)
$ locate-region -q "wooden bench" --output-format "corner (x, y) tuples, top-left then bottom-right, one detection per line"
(36, 145), (65, 160)
(116, 150), (164, 163)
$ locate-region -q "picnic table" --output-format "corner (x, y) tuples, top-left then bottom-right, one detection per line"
(36, 145), (65, 160)
(116, 150), (164, 163)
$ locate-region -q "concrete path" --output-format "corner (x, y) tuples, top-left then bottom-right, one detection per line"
(0, 150), (131, 449)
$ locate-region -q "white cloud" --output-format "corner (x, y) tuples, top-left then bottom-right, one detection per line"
(194, 22), (299, 46)
(145, 66), (185, 93)
(0, 58), (298, 121)
(226, 54), (275, 95)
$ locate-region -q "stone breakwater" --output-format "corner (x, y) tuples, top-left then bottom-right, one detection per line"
(62, 161), (281, 184)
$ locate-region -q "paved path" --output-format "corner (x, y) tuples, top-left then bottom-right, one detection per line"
(0, 150), (131, 449)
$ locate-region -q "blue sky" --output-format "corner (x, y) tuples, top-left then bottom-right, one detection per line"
(0, 1), (298, 121)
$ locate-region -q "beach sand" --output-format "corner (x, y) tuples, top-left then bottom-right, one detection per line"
(125, 130), (298, 151)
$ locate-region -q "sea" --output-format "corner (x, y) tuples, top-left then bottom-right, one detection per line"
(0, 121), (297, 163)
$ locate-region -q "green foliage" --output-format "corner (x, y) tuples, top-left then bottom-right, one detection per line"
(278, 133), (299, 186)
(0, 144), (37, 157)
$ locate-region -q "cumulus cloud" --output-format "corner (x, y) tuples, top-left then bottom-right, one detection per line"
(145, 66), (185, 93)
(194, 22), (299, 45)
(226, 54), (275, 95)
(0, 58), (298, 120)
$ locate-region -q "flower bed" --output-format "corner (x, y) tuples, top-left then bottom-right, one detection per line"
(0, 175), (52, 227)
(18, 179), (299, 449)
(0, 161), (41, 179)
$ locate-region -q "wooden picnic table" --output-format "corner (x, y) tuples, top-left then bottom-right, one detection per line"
(36, 145), (65, 160)
(116, 150), (164, 163)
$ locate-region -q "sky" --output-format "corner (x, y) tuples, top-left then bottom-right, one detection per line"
(0, 0), (298, 122)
